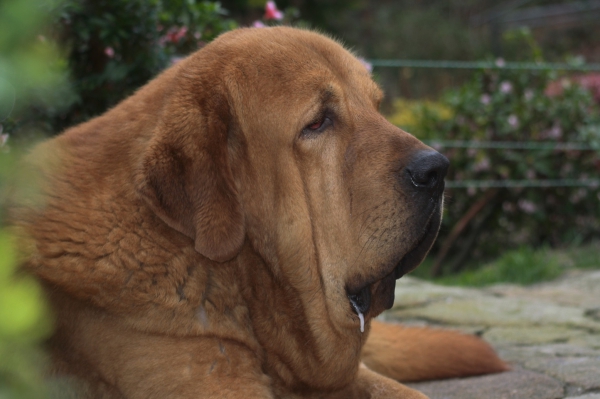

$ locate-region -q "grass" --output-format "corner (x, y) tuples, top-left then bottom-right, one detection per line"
(410, 241), (600, 287)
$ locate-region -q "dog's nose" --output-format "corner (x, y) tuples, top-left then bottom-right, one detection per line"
(405, 150), (449, 194)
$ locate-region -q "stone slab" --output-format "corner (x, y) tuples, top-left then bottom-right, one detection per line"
(484, 326), (587, 345)
(390, 297), (600, 331)
(407, 368), (564, 399)
(499, 344), (600, 361)
(569, 334), (600, 349)
(385, 270), (600, 399)
(487, 270), (600, 309)
(520, 357), (600, 391)
(394, 276), (486, 308)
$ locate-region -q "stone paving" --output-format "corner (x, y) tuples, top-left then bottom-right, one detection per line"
(379, 269), (600, 399)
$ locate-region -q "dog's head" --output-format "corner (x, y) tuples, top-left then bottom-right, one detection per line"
(137, 26), (447, 382)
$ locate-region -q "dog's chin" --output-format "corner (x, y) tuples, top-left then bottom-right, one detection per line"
(347, 204), (443, 324)
(393, 204), (443, 280)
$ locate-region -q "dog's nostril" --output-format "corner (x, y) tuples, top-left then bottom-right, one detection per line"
(423, 171), (438, 186)
(405, 150), (449, 191)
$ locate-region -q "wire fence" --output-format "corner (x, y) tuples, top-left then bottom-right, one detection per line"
(370, 59), (600, 190)
(425, 140), (600, 189)
(431, 142), (600, 188)
(446, 178), (600, 189)
(425, 139), (598, 151)
(368, 59), (600, 71)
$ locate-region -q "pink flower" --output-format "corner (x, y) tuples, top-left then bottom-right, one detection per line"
(507, 114), (519, 128)
(518, 199), (536, 214)
(252, 20), (266, 28)
(540, 123), (562, 139)
(264, 1), (283, 20)
(495, 58), (506, 68)
(480, 94), (491, 105)
(160, 26), (189, 45)
(171, 26), (188, 43)
(548, 124), (562, 138)
(500, 81), (513, 94)
(104, 47), (115, 58)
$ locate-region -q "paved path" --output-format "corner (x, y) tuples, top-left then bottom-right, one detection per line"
(380, 269), (600, 399)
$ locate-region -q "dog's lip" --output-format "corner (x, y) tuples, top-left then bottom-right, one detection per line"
(346, 201), (442, 319)
(347, 286), (371, 332)
(394, 207), (440, 279)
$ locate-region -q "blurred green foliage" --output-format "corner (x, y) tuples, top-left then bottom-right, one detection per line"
(436, 246), (563, 286)
(0, 233), (50, 340)
(0, 228), (52, 398)
(4, 0), (237, 138)
(411, 241), (599, 286)
(0, 0), (70, 140)
(1, 0), (61, 395)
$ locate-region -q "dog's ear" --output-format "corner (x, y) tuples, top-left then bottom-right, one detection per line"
(136, 90), (245, 262)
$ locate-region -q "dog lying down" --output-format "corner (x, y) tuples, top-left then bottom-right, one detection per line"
(11, 27), (508, 398)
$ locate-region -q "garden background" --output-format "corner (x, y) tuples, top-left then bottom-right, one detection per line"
(1, 0), (599, 397)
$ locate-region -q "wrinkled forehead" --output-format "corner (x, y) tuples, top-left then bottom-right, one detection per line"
(217, 28), (383, 109)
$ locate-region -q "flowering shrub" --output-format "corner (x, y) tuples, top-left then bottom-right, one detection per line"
(407, 65), (600, 274)
(546, 73), (600, 104)
(158, 1), (237, 56)
(251, 0), (304, 29)
(5, 0), (236, 138)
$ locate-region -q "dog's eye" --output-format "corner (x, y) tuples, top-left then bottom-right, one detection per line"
(307, 120), (324, 130)
(302, 116), (332, 136)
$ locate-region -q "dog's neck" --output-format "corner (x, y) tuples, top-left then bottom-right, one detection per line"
(237, 243), (364, 392)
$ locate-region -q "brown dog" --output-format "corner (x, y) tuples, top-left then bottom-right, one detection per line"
(12, 27), (507, 398)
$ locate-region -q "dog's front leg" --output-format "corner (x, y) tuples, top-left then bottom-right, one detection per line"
(55, 317), (275, 399)
(329, 364), (428, 399)
(114, 338), (275, 399)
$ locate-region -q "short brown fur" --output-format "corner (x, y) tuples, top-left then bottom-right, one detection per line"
(11, 27), (507, 399)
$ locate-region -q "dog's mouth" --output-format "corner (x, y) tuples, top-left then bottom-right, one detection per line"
(348, 286), (371, 333)
(347, 203), (442, 332)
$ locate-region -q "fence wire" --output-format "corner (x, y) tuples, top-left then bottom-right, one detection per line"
(369, 59), (600, 71)
(425, 140), (598, 151)
(426, 140), (600, 188)
(446, 179), (600, 189)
